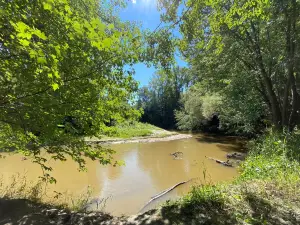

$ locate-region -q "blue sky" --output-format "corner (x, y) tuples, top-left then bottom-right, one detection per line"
(119, 0), (186, 87)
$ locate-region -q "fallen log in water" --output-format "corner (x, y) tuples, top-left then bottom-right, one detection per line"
(226, 152), (246, 160)
(170, 151), (183, 160)
(139, 179), (192, 213)
(205, 156), (233, 167)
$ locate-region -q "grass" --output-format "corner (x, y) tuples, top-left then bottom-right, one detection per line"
(0, 174), (106, 212)
(157, 130), (300, 224)
(0, 174), (114, 225)
(114, 122), (156, 138)
(100, 121), (170, 139)
(112, 122), (158, 138)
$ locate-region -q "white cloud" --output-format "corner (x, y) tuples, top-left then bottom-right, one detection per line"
(132, 0), (136, 3)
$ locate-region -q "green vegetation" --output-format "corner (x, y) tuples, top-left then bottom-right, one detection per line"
(138, 0), (300, 136)
(0, 0), (175, 178)
(159, 131), (300, 224)
(1, 0), (300, 224)
(0, 0), (144, 179)
(240, 131), (300, 181)
(103, 122), (163, 139)
(175, 83), (223, 131)
(137, 67), (192, 129)
(113, 122), (154, 138)
(0, 174), (100, 211)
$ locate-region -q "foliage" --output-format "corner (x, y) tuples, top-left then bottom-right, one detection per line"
(107, 121), (159, 138)
(141, 28), (177, 69)
(240, 130), (300, 181)
(160, 130), (300, 224)
(159, 0), (300, 131)
(175, 77), (267, 134)
(217, 73), (267, 135)
(137, 66), (192, 129)
(175, 83), (223, 130)
(0, 0), (144, 179)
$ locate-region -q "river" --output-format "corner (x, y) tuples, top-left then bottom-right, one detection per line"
(0, 134), (243, 216)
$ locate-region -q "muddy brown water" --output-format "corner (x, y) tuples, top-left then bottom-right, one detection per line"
(0, 134), (243, 216)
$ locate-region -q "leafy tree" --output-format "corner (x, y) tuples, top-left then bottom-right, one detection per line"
(175, 83), (223, 131)
(0, 0), (142, 181)
(137, 66), (191, 129)
(159, 0), (300, 131)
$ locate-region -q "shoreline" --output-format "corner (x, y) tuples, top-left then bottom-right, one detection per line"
(86, 133), (193, 145)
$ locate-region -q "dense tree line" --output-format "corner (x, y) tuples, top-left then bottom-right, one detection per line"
(137, 67), (192, 129)
(139, 0), (300, 134)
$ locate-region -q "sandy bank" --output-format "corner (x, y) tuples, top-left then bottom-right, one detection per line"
(86, 133), (192, 145)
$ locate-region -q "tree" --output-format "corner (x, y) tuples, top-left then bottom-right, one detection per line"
(137, 66), (191, 129)
(0, 0), (142, 181)
(159, 0), (300, 131)
(175, 83), (223, 131)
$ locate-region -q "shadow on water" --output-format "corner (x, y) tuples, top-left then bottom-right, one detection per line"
(216, 144), (245, 153)
(195, 133), (247, 154)
(195, 134), (243, 144)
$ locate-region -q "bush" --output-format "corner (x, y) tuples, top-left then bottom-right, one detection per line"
(110, 121), (158, 138)
(175, 83), (223, 131)
(159, 130), (300, 224)
(239, 130), (300, 182)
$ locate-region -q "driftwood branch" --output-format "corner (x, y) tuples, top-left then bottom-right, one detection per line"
(205, 156), (233, 167)
(139, 179), (191, 213)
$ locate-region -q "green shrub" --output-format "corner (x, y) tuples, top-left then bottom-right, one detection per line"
(111, 121), (157, 138)
(184, 184), (225, 207)
(239, 130), (300, 182)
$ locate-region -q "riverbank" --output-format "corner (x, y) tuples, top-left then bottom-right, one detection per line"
(1, 131), (299, 224)
(86, 133), (192, 145)
(86, 122), (192, 144)
(2, 179), (299, 225)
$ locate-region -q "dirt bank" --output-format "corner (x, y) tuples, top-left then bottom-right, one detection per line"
(2, 179), (300, 225)
(86, 133), (192, 145)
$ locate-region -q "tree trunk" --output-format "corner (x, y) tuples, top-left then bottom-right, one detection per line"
(285, 0), (300, 131)
(249, 22), (283, 129)
(255, 42), (282, 128)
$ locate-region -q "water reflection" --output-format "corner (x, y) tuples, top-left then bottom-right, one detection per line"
(0, 134), (241, 216)
(96, 134), (240, 215)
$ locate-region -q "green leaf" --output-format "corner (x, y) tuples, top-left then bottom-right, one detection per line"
(103, 38), (112, 48)
(29, 50), (37, 58)
(37, 57), (47, 64)
(19, 39), (30, 47)
(15, 21), (28, 33)
(73, 21), (82, 34)
(54, 45), (61, 56)
(52, 83), (59, 91)
(107, 23), (114, 30)
(54, 71), (60, 78)
(43, 3), (52, 11)
(34, 30), (47, 40)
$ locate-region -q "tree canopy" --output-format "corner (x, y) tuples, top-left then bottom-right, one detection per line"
(137, 66), (192, 129)
(158, 0), (300, 131)
(2, 0), (300, 180)
(0, 0), (145, 181)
